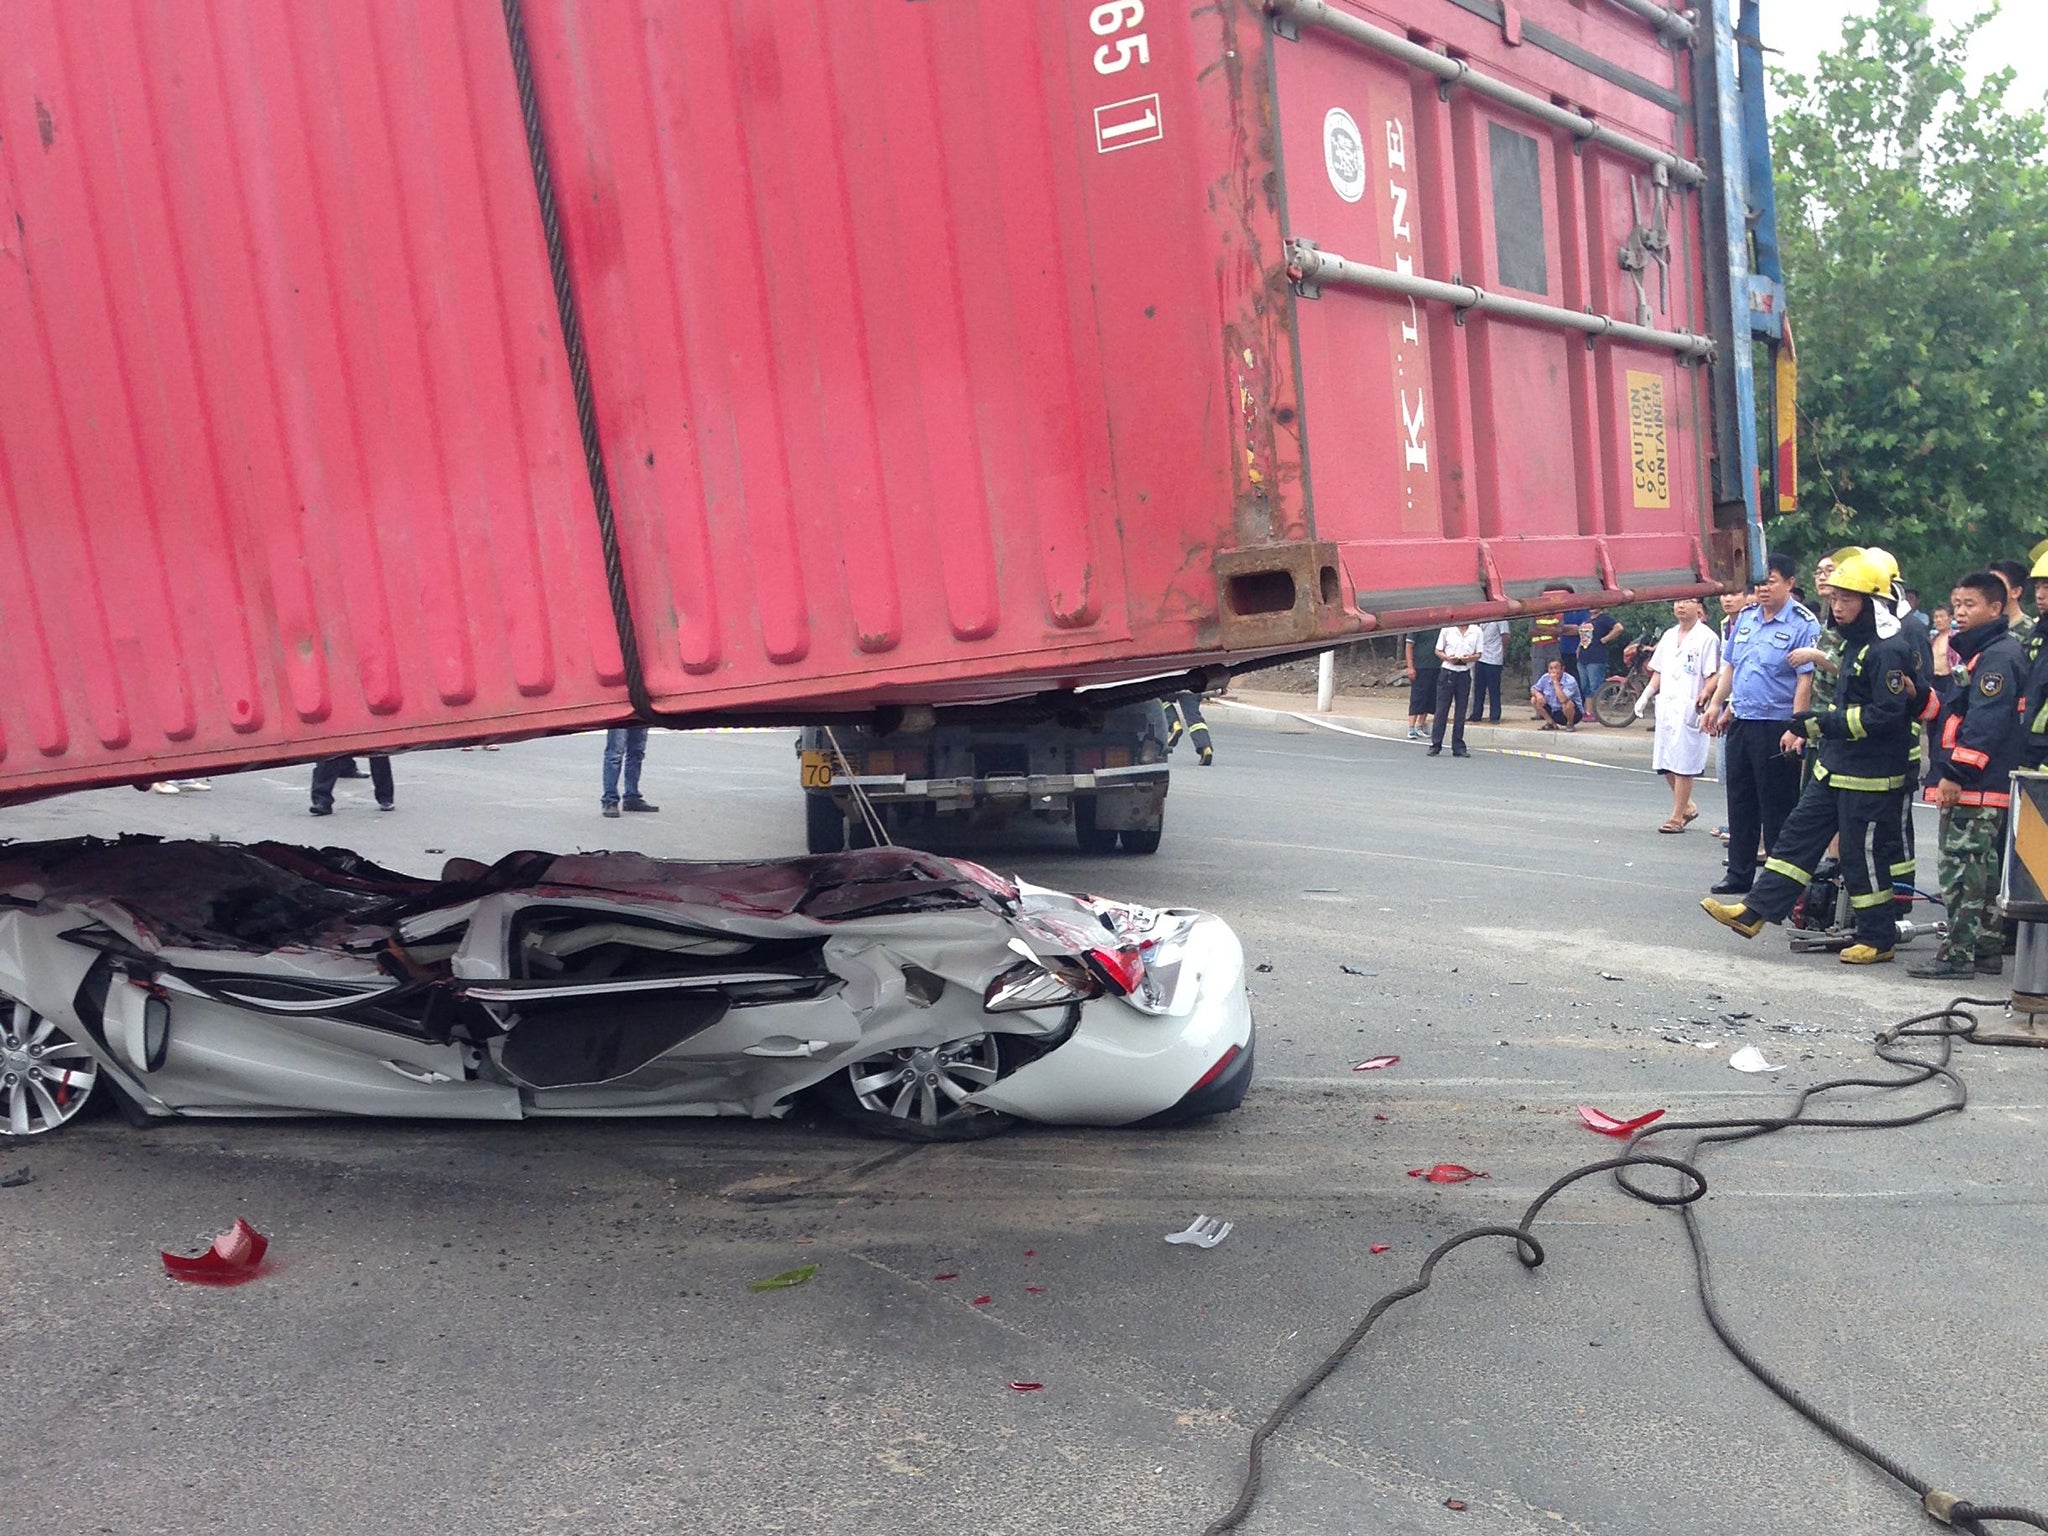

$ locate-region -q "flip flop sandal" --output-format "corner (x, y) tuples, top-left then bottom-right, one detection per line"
(1658, 820), (1688, 833)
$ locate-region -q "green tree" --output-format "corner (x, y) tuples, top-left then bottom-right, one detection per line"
(1768, 0), (2048, 602)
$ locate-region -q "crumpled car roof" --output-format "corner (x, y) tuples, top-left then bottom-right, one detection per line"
(0, 837), (1022, 953)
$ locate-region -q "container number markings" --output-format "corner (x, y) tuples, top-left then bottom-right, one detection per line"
(1095, 94), (1162, 153)
(1086, 2), (1160, 152)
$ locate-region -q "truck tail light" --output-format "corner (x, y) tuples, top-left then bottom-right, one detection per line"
(1075, 747), (1106, 772)
(865, 749), (895, 775)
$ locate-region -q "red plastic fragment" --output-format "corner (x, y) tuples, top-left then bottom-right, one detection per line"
(1406, 1165), (1488, 1183)
(1023, 1249), (1035, 1257)
(972, 1294), (992, 1306)
(1575, 1105), (1667, 1137)
(1373, 1114), (1389, 1123)
(161, 1218), (269, 1285)
(1008, 1381), (1044, 1392)
(1445, 1498), (1469, 1512)
(933, 1273), (959, 1282)
(1025, 1286), (1046, 1294)
(1352, 1055), (1400, 1072)
(1370, 1244), (1391, 1254)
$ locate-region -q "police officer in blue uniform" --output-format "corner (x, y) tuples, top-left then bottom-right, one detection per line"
(1700, 553), (1821, 895)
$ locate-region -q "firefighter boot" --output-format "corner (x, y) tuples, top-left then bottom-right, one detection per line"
(1838, 944), (1894, 965)
(1701, 898), (1764, 938)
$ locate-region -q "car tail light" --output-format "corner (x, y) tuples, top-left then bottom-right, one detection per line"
(1189, 1043), (1241, 1093)
(1084, 946), (1145, 996)
(983, 956), (1102, 1012)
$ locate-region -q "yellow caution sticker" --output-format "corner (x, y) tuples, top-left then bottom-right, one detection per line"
(1626, 370), (1670, 509)
(2013, 787), (2048, 905)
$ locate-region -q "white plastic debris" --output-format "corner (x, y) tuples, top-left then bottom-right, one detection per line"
(1728, 1045), (1784, 1073)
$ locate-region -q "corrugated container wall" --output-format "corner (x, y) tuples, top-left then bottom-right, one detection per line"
(0, 0), (1733, 798)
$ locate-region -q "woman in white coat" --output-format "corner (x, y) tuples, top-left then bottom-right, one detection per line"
(1635, 598), (1722, 832)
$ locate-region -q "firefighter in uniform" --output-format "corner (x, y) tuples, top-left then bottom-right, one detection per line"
(1702, 549), (1922, 963)
(2023, 543), (2048, 767)
(1909, 570), (2028, 979)
(1166, 691), (1215, 765)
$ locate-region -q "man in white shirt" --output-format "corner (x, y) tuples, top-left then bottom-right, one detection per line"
(1431, 623), (1483, 758)
(1474, 619), (1510, 723)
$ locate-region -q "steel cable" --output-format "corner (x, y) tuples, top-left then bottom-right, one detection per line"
(1205, 998), (2046, 1534)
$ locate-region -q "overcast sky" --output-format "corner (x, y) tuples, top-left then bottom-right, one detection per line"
(1760, 1), (2048, 112)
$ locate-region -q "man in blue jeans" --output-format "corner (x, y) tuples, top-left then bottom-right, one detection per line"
(601, 727), (661, 818)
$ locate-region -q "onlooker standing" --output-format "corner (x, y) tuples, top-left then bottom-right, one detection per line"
(1473, 619), (1509, 723)
(1430, 622), (1481, 758)
(1709, 588), (1755, 840)
(1528, 602), (1563, 695)
(1582, 611), (1626, 701)
(311, 754), (393, 815)
(1404, 632), (1439, 742)
(1989, 558), (2033, 648)
(1700, 554), (1819, 895)
(1931, 604), (1953, 682)
(1560, 596), (1590, 683)
(1530, 657), (1583, 729)
(1635, 599), (1720, 831)
(601, 726), (662, 818)
(1910, 572), (2026, 979)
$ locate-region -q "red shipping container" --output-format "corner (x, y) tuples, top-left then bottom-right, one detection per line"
(0, 0), (1737, 799)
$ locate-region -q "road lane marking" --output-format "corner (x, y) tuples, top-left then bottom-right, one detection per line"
(1213, 835), (1677, 892)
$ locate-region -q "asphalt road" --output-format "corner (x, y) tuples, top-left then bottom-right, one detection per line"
(3, 719), (2043, 1536)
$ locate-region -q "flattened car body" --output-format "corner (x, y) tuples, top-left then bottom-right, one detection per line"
(0, 839), (1252, 1141)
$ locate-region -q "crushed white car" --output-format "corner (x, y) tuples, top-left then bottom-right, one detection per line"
(0, 839), (1253, 1142)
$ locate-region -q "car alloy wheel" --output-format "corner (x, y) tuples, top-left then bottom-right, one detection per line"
(845, 1034), (1003, 1130)
(1, 998), (100, 1138)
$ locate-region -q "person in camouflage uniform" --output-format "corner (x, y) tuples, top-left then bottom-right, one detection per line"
(1909, 572), (2028, 979)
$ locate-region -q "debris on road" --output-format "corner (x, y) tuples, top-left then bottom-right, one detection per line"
(1408, 1165), (1488, 1183)
(1576, 1105), (1667, 1137)
(1007, 1381), (1044, 1392)
(973, 1294), (993, 1306)
(1370, 1244), (1392, 1254)
(1165, 1214), (1234, 1247)
(1352, 1055), (1400, 1072)
(1728, 1045), (1784, 1073)
(747, 1264), (819, 1291)
(1444, 1497), (1469, 1512)
(1339, 964), (1376, 977)
(1254, 961), (1273, 973)
(1025, 1286), (1046, 1294)
(0, 1167), (34, 1189)
(161, 1217), (268, 1285)
(933, 1272), (959, 1282)
(1598, 972), (1626, 981)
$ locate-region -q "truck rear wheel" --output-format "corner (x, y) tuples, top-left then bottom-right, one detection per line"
(1073, 798), (1119, 855)
(805, 793), (845, 854)
(1120, 823), (1163, 855)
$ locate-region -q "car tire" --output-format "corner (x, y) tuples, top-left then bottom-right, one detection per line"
(822, 1032), (1021, 1142)
(805, 793), (845, 854)
(0, 998), (104, 1139)
(1073, 798), (1120, 855)
(1120, 823), (1163, 855)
